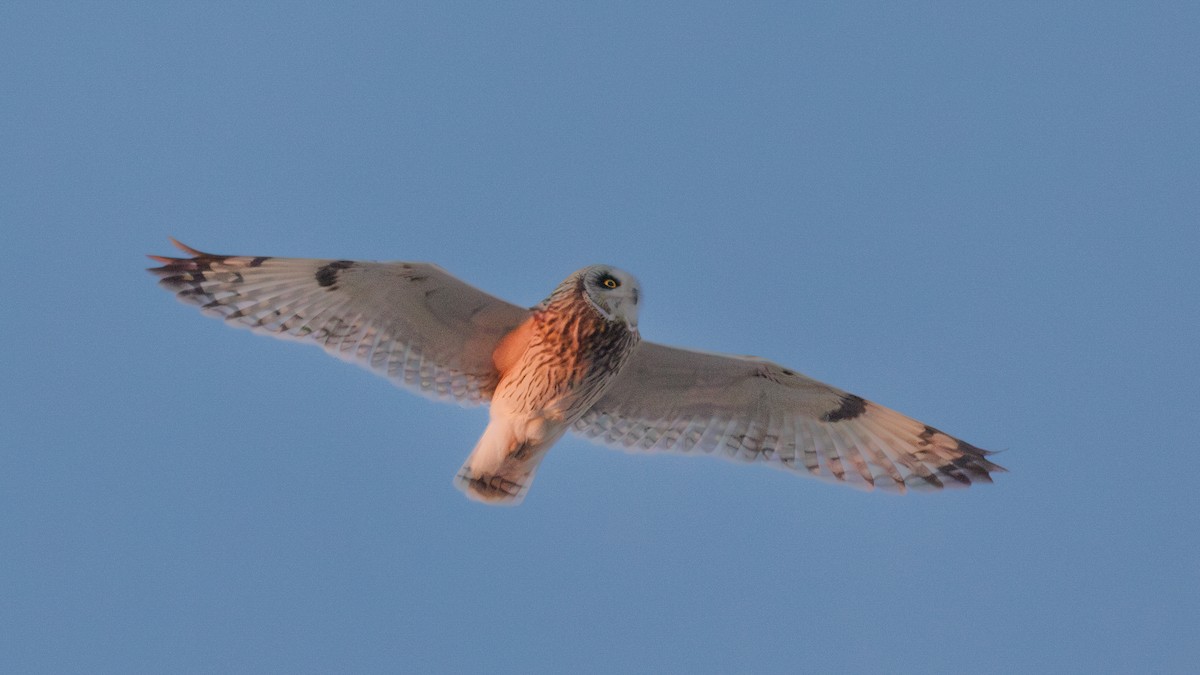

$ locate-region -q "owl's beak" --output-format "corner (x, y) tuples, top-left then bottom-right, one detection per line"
(612, 292), (639, 329)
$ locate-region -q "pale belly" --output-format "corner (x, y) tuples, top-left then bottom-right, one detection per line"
(490, 350), (628, 447)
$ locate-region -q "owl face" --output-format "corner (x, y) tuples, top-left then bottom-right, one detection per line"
(580, 266), (641, 328)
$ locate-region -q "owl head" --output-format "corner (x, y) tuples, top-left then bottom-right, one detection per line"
(577, 265), (641, 329)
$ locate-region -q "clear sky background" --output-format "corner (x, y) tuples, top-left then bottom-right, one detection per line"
(2, 3), (1197, 673)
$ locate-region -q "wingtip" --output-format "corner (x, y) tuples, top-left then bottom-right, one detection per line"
(168, 237), (207, 257)
(147, 239), (218, 269)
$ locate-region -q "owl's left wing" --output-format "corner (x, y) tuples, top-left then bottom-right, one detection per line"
(572, 342), (1004, 492)
(149, 240), (529, 405)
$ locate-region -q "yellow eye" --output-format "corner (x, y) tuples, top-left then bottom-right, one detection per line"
(601, 277), (619, 289)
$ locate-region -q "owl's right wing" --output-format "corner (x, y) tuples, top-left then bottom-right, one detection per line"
(572, 342), (1004, 492)
(149, 240), (529, 405)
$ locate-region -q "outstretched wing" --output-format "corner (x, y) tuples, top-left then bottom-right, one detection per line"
(572, 342), (1004, 492)
(149, 240), (529, 405)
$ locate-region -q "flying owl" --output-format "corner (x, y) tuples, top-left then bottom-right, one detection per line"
(149, 240), (1004, 505)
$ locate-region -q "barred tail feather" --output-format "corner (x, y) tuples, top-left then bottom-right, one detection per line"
(454, 420), (551, 506)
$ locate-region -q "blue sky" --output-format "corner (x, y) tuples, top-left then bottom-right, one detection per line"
(2, 2), (1197, 673)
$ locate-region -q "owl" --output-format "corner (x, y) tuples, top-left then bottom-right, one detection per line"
(149, 240), (1004, 505)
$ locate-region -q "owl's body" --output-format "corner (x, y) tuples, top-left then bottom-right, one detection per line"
(149, 240), (1004, 505)
(457, 267), (641, 502)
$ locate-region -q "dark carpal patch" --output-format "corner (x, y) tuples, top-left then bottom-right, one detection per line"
(821, 394), (867, 422)
(315, 260), (355, 289)
(752, 365), (788, 384)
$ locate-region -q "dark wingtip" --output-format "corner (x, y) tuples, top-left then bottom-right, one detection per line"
(147, 239), (226, 279)
(978, 446), (1011, 472)
(934, 439), (1008, 486)
(168, 237), (209, 257)
(147, 238), (231, 273)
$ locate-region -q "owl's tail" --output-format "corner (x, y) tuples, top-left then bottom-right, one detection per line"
(454, 419), (555, 506)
